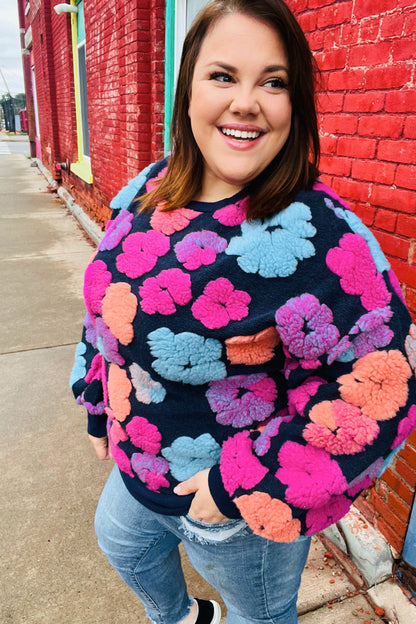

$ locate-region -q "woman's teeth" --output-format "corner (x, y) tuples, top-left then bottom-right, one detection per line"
(221, 128), (261, 140)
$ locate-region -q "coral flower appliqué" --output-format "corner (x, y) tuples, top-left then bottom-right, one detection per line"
(338, 350), (411, 421)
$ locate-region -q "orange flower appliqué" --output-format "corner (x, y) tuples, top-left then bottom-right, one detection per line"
(102, 282), (137, 345)
(225, 327), (280, 365)
(338, 350), (411, 421)
(235, 492), (301, 543)
(108, 363), (132, 422)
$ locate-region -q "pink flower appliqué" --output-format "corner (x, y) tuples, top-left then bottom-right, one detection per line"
(206, 373), (277, 427)
(287, 377), (327, 417)
(102, 282), (137, 345)
(108, 363), (132, 422)
(304, 399), (380, 455)
(275, 294), (340, 368)
(131, 452), (170, 491)
(126, 416), (162, 454)
(276, 442), (348, 509)
(392, 404), (416, 449)
(150, 206), (202, 235)
(338, 350), (411, 421)
(108, 419), (129, 445)
(84, 260), (112, 317)
(235, 492), (301, 542)
(100, 210), (134, 251)
(220, 431), (268, 496)
(326, 233), (391, 311)
(116, 231), (170, 279)
(175, 231), (227, 270)
(305, 495), (351, 535)
(192, 278), (251, 330)
(213, 197), (248, 226)
(139, 268), (192, 315)
(145, 167), (167, 192)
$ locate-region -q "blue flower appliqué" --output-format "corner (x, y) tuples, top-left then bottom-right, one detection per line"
(109, 162), (156, 210)
(226, 202), (316, 278)
(70, 342), (87, 388)
(162, 434), (221, 481)
(147, 327), (226, 385)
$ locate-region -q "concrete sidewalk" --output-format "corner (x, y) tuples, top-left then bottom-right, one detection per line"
(0, 151), (414, 624)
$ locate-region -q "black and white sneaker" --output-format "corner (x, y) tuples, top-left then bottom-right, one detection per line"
(194, 598), (222, 624)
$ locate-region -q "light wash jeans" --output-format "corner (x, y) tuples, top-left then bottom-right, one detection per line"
(95, 466), (310, 624)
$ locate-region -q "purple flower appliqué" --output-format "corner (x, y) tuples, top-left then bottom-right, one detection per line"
(206, 373), (277, 427)
(276, 442), (348, 509)
(349, 307), (394, 358)
(253, 412), (294, 456)
(116, 231), (170, 279)
(275, 294), (340, 369)
(175, 230), (227, 271)
(131, 452), (170, 491)
(139, 268), (192, 315)
(192, 278), (251, 330)
(126, 416), (162, 454)
(99, 210), (134, 251)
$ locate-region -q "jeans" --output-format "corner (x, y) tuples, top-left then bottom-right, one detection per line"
(95, 466), (310, 624)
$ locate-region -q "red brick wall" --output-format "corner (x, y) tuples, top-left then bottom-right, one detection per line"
(24, 0), (165, 228)
(287, 0), (416, 554)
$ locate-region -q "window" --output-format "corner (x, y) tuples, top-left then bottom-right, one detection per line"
(164, 0), (209, 151)
(70, 0), (92, 183)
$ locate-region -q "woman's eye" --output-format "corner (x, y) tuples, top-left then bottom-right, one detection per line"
(265, 77), (288, 90)
(209, 71), (234, 83)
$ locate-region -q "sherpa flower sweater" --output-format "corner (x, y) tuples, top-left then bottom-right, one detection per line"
(71, 158), (416, 543)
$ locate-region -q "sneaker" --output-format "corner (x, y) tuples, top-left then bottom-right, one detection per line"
(194, 598), (222, 624)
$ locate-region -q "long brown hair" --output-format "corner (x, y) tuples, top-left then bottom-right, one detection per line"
(139, 0), (320, 220)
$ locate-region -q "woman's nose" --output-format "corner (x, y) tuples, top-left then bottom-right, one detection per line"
(229, 86), (260, 116)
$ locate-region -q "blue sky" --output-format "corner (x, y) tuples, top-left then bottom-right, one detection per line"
(0, 0), (25, 96)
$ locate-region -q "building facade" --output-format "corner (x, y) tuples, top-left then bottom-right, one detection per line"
(18, 0), (416, 581)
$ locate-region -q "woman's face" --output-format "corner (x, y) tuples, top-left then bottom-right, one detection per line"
(188, 13), (292, 202)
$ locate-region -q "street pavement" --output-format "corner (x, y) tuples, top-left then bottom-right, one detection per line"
(0, 139), (414, 623)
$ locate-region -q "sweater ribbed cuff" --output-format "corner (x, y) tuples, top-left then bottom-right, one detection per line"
(87, 413), (108, 438)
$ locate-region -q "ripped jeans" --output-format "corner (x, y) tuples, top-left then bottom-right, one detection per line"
(94, 466), (310, 624)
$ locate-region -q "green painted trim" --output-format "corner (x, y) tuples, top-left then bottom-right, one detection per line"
(164, 0), (175, 153)
(70, 160), (93, 184)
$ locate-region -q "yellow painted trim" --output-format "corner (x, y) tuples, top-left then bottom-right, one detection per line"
(70, 0), (92, 182)
(70, 160), (93, 184)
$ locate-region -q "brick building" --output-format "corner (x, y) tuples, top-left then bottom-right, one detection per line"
(18, 0), (416, 584)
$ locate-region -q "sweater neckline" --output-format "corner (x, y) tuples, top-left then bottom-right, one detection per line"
(187, 188), (248, 212)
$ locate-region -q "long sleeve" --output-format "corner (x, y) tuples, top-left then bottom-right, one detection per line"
(213, 184), (416, 542)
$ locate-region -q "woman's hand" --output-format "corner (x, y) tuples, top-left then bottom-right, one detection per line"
(174, 468), (228, 524)
(88, 434), (111, 460)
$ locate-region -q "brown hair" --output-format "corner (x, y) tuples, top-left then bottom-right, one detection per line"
(139, 0), (320, 220)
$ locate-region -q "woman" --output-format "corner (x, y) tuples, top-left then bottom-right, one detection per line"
(71, 2), (416, 623)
